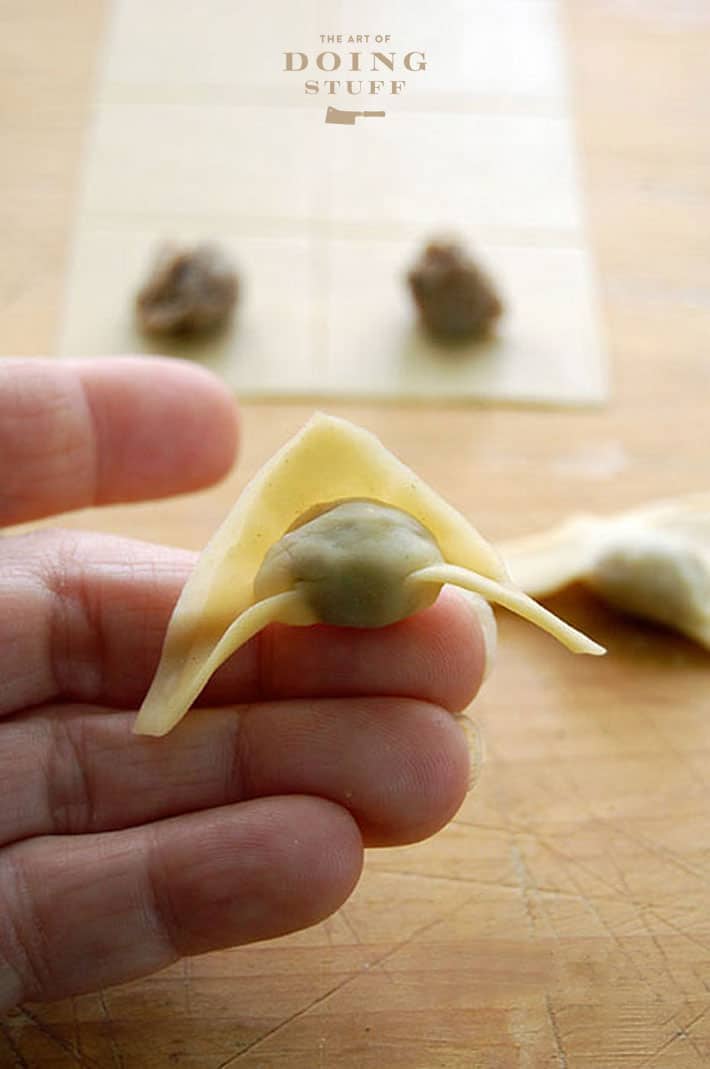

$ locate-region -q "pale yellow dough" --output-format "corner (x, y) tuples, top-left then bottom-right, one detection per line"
(134, 414), (604, 737)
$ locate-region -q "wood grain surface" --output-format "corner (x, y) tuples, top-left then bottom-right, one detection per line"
(1, 1), (709, 1066)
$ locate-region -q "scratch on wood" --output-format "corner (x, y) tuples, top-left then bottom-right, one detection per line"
(644, 713), (708, 796)
(19, 1006), (100, 1069)
(0, 1018), (30, 1069)
(685, 1004), (710, 1038)
(451, 817), (509, 832)
(373, 864), (650, 908)
(182, 958), (192, 1016)
(98, 989), (124, 1069)
(631, 1004), (710, 1069)
(372, 866), (526, 893)
(536, 885), (623, 905)
(603, 836), (634, 899)
(545, 994), (568, 1069)
(321, 915), (335, 948)
(634, 1029), (687, 1069)
(637, 915), (706, 1066)
(520, 825), (628, 900)
(372, 890), (481, 965)
(217, 893), (480, 1067)
(556, 859), (661, 1004)
(650, 910), (710, 954)
(510, 841), (538, 936)
(606, 819), (710, 892)
(640, 910), (689, 998)
(466, 805), (629, 901)
(70, 997), (81, 1062)
(215, 978), (353, 1068)
(338, 906), (362, 946)
(374, 865), (504, 887)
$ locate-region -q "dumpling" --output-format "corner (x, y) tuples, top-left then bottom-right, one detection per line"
(500, 494), (710, 647)
(133, 415), (604, 737)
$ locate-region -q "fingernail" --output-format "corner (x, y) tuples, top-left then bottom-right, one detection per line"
(459, 591), (497, 682)
(453, 713), (485, 792)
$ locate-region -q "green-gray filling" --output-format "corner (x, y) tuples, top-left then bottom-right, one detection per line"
(254, 499), (444, 628)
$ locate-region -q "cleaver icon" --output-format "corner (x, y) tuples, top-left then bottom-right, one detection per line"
(325, 106), (386, 125)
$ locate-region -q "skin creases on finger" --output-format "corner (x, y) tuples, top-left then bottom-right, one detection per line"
(0, 697), (471, 849)
(0, 527), (487, 718)
(0, 356), (239, 526)
(249, 586), (489, 712)
(0, 797), (362, 1009)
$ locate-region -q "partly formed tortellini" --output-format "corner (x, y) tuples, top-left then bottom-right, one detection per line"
(134, 415), (604, 737)
(500, 494), (710, 648)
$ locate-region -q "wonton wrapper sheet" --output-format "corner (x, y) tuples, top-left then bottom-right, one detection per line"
(134, 413), (508, 736)
(57, 0), (607, 406)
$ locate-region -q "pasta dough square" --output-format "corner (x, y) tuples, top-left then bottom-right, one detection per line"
(323, 238), (606, 403)
(326, 114), (581, 233)
(59, 227), (320, 391)
(56, 0), (607, 406)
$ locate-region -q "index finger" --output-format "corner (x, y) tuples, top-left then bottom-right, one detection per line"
(0, 356), (239, 525)
(0, 528), (491, 716)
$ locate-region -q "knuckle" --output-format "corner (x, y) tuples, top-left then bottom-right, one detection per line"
(44, 530), (104, 702)
(143, 828), (183, 961)
(45, 714), (96, 834)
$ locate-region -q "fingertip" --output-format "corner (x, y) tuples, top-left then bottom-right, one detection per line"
(449, 589), (497, 684)
(409, 587), (493, 711)
(74, 355), (240, 499)
(0, 797), (364, 1005)
(156, 356), (241, 485)
(157, 796), (364, 956)
(269, 797), (364, 931)
(358, 701), (472, 847)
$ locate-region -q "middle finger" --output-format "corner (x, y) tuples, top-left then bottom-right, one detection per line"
(0, 697), (473, 848)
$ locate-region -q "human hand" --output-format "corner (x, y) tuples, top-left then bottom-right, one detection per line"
(0, 356), (493, 1010)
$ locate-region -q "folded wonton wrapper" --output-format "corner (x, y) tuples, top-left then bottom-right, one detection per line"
(500, 494), (710, 648)
(134, 414), (604, 736)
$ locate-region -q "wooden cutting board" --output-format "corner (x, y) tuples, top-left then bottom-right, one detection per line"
(1, 1), (709, 1066)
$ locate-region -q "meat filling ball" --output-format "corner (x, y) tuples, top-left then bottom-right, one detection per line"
(407, 240), (503, 342)
(135, 242), (239, 336)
